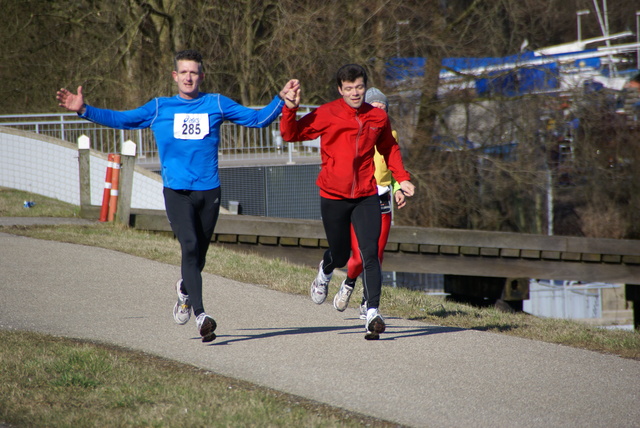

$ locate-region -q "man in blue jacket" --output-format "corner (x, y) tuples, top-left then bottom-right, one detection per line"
(57, 49), (299, 342)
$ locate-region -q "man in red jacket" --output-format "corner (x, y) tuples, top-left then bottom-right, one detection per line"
(280, 64), (415, 340)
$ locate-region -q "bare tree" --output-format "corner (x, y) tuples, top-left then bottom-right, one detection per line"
(2, 0), (639, 238)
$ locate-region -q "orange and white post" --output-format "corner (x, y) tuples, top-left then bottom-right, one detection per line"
(107, 154), (121, 222)
(99, 154), (115, 222)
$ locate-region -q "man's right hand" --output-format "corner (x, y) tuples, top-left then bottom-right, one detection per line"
(284, 86), (300, 109)
(56, 86), (85, 114)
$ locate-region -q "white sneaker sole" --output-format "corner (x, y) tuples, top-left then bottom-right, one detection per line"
(365, 315), (386, 340)
(198, 316), (217, 343)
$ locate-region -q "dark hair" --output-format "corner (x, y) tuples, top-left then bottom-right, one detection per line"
(174, 50), (204, 72)
(336, 64), (367, 88)
(631, 73), (640, 84)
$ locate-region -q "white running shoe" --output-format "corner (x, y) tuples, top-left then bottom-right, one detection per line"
(359, 301), (367, 320)
(196, 313), (217, 343)
(310, 260), (332, 304)
(333, 280), (354, 312)
(172, 279), (191, 325)
(365, 308), (386, 340)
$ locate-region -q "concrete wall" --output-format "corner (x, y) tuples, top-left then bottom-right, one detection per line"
(0, 127), (165, 210)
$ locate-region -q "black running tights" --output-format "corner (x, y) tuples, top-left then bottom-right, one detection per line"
(163, 187), (221, 317)
(320, 195), (382, 308)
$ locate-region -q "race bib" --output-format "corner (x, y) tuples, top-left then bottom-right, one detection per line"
(173, 113), (210, 140)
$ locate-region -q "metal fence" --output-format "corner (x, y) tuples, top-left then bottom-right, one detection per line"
(219, 163), (322, 220)
(0, 106), (319, 165)
(523, 279), (623, 320)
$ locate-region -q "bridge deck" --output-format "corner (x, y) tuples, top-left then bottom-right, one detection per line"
(127, 210), (640, 284)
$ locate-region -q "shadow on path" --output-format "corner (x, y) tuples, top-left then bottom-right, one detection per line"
(205, 321), (464, 346)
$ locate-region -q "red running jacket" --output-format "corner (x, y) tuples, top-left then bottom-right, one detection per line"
(280, 98), (411, 200)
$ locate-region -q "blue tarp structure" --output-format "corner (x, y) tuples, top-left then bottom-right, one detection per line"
(441, 51), (537, 71)
(385, 57), (426, 81)
(386, 50), (605, 97)
(442, 52), (560, 96)
(474, 63), (559, 96)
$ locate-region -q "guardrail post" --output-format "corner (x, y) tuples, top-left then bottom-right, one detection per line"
(60, 114), (65, 141)
(77, 135), (91, 211)
(287, 143), (295, 164)
(137, 129), (145, 159)
(116, 140), (137, 226)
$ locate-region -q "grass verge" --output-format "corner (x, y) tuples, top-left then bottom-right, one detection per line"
(0, 329), (400, 428)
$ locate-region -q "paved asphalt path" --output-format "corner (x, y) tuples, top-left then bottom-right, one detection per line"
(1, 219), (639, 427)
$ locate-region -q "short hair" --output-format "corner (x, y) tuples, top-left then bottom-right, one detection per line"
(174, 50), (204, 72)
(336, 64), (368, 88)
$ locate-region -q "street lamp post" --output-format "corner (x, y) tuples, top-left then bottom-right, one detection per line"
(576, 9), (590, 43)
(396, 20), (409, 58)
(636, 11), (640, 69)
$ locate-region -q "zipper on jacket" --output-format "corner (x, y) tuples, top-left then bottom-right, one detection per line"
(352, 113), (363, 198)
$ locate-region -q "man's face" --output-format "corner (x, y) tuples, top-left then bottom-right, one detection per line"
(338, 77), (366, 109)
(172, 60), (204, 100)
